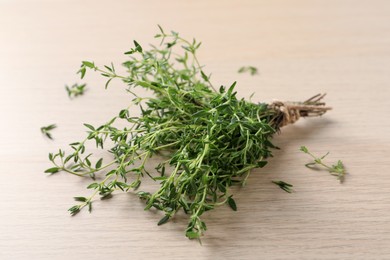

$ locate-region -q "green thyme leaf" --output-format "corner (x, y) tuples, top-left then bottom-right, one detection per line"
(74, 197), (87, 202)
(227, 196), (237, 211)
(44, 167), (60, 174)
(157, 215), (170, 226)
(95, 158), (103, 169)
(82, 61), (95, 69)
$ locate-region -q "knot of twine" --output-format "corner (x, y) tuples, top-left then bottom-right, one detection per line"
(269, 94), (332, 127)
(269, 101), (301, 127)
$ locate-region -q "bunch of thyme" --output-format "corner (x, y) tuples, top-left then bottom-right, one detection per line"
(46, 27), (331, 239)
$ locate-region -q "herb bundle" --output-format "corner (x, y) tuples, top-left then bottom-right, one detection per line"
(46, 27), (331, 239)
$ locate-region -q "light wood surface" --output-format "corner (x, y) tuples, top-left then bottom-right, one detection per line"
(1, 1), (390, 259)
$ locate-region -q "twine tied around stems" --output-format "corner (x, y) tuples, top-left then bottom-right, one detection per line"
(270, 94), (332, 127)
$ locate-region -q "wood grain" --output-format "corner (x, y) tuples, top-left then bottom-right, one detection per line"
(1, 0), (390, 259)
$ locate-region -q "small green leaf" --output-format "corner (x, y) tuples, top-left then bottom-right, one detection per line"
(83, 123), (95, 131)
(157, 215), (170, 226)
(137, 191), (151, 199)
(157, 24), (165, 34)
(257, 161), (268, 168)
(134, 40), (143, 52)
(104, 65), (113, 72)
(45, 124), (56, 130)
(85, 157), (91, 167)
(89, 172), (96, 180)
(186, 231), (200, 239)
(105, 78), (113, 89)
(82, 61), (95, 69)
(74, 197), (87, 202)
(227, 196), (237, 211)
(64, 154), (74, 164)
(87, 183), (99, 189)
(321, 152), (330, 159)
(68, 205), (81, 216)
(227, 81), (237, 96)
(130, 180), (141, 190)
(300, 146), (309, 153)
(44, 167), (60, 174)
(153, 176), (168, 181)
(95, 158), (103, 169)
(115, 182), (129, 191)
(78, 67), (86, 79)
(200, 70), (208, 82)
(119, 109), (128, 119)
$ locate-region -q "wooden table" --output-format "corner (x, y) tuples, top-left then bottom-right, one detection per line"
(1, 1), (390, 259)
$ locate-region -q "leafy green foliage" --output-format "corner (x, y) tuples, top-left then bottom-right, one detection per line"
(65, 83), (87, 98)
(46, 27), (329, 240)
(300, 146), (346, 182)
(41, 124), (57, 140)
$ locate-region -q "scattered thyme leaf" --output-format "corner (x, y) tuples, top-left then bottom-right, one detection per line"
(238, 66), (258, 76)
(300, 146), (346, 183)
(157, 215), (170, 226)
(41, 124), (57, 140)
(65, 83), (87, 98)
(272, 180), (294, 193)
(227, 196), (237, 211)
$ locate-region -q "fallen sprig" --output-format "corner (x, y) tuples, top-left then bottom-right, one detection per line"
(41, 124), (57, 140)
(272, 180), (294, 193)
(300, 146), (346, 182)
(65, 83), (87, 98)
(238, 66), (258, 76)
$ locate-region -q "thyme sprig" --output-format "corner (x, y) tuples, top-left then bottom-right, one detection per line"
(65, 83), (87, 98)
(41, 124), (57, 140)
(300, 146), (346, 182)
(238, 66), (258, 76)
(47, 27), (331, 239)
(272, 180), (294, 193)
